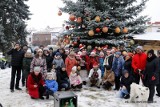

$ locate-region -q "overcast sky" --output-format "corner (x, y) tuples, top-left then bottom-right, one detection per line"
(26, 0), (160, 30)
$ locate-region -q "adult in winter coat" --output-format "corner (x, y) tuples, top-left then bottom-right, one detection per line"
(112, 51), (124, 90)
(88, 62), (102, 88)
(132, 46), (147, 84)
(119, 70), (134, 99)
(124, 53), (133, 75)
(52, 52), (65, 69)
(65, 51), (77, 76)
(7, 43), (25, 92)
(45, 72), (58, 99)
(30, 49), (47, 78)
(102, 65), (115, 90)
(43, 48), (53, 72)
(56, 66), (70, 91)
(156, 50), (160, 97)
(103, 50), (114, 67)
(27, 67), (46, 99)
(22, 50), (33, 88)
(143, 50), (159, 102)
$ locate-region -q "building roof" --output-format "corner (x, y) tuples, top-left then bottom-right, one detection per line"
(133, 32), (160, 41)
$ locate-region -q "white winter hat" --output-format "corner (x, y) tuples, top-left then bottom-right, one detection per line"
(136, 46), (143, 51)
(26, 49), (32, 53)
(34, 66), (41, 72)
(46, 72), (56, 80)
(72, 66), (77, 72)
(90, 52), (96, 56)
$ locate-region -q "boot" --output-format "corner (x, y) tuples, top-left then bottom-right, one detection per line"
(124, 94), (130, 99)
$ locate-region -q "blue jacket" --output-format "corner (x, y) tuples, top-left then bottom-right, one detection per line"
(112, 56), (124, 76)
(99, 57), (105, 76)
(45, 80), (58, 93)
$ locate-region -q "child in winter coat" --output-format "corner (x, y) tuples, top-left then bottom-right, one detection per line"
(119, 70), (134, 99)
(50, 64), (57, 80)
(27, 67), (46, 99)
(99, 51), (105, 77)
(22, 50), (33, 89)
(52, 52), (65, 69)
(56, 66), (70, 91)
(69, 66), (82, 90)
(45, 72), (58, 99)
(88, 62), (102, 88)
(102, 65), (115, 90)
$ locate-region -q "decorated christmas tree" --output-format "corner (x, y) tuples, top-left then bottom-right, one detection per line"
(59, 0), (149, 50)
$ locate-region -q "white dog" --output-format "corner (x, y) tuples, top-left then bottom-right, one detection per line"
(130, 83), (149, 107)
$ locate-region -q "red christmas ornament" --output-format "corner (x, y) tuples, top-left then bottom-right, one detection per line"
(69, 15), (76, 21)
(66, 26), (69, 30)
(95, 28), (101, 33)
(73, 41), (78, 45)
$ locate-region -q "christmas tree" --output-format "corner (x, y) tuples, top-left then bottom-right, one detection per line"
(0, 0), (30, 53)
(59, 0), (149, 49)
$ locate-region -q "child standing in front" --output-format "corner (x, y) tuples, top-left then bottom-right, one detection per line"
(69, 66), (82, 90)
(45, 72), (58, 99)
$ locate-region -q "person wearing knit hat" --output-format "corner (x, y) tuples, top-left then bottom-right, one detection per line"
(124, 53), (133, 75)
(112, 51), (124, 90)
(27, 66), (46, 99)
(132, 46), (147, 84)
(69, 66), (82, 90)
(119, 69), (134, 99)
(45, 72), (58, 99)
(88, 62), (102, 88)
(52, 51), (65, 69)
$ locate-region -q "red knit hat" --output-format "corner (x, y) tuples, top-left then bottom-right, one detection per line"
(93, 62), (98, 68)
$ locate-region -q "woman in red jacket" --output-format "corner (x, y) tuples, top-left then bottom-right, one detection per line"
(132, 46), (147, 84)
(27, 66), (46, 99)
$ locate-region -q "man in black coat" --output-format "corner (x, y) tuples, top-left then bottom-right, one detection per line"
(156, 50), (160, 97)
(7, 43), (25, 92)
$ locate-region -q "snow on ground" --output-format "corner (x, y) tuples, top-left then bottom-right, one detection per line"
(0, 68), (160, 107)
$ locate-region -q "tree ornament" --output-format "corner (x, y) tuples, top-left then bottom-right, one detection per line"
(82, 24), (86, 28)
(77, 17), (82, 23)
(123, 27), (128, 33)
(66, 26), (69, 30)
(115, 27), (121, 33)
(71, 25), (75, 28)
(73, 41), (78, 45)
(95, 28), (101, 33)
(102, 27), (108, 33)
(69, 15), (76, 21)
(58, 11), (62, 16)
(88, 30), (94, 36)
(130, 40), (135, 45)
(95, 16), (100, 22)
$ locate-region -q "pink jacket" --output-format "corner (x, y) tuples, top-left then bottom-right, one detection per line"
(69, 73), (82, 86)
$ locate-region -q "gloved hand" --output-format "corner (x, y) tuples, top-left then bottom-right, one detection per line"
(152, 76), (156, 81)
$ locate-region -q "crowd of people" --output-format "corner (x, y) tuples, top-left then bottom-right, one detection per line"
(7, 42), (160, 103)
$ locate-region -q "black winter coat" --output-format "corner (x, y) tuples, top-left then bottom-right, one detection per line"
(124, 58), (133, 75)
(144, 57), (159, 86)
(56, 68), (69, 85)
(45, 55), (53, 70)
(7, 49), (25, 66)
(120, 75), (134, 93)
